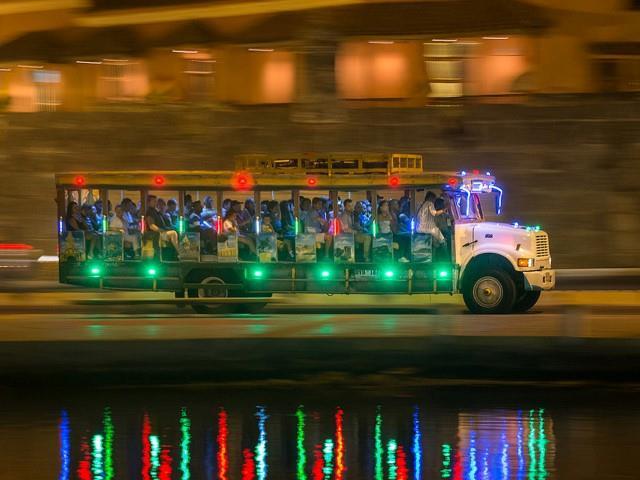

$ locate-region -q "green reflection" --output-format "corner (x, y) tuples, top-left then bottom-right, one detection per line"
(180, 408), (191, 480)
(538, 409), (548, 480)
(374, 408), (383, 480)
(150, 435), (160, 480)
(92, 434), (105, 480)
(296, 407), (307, 480)
(528, 410), (537, 480)
(322, 439), (334, 480)
(387, 439), (397, 480)
(440, 443), (452, 479)
(103, 408), (114, 480)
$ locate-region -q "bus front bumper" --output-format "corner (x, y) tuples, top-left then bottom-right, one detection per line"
(523, 269), (555, 291)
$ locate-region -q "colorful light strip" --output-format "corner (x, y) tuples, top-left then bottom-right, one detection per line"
(528, 410), (537, 479)
(180, 408), (192, 480)
(397, 445), (409, 480)
(255, 407), (268, 480)
(538, 409), (548, 480)
(159, 447), (173, 480)
(218, 409), (229, 480)
(491, 185), (503, 215)
(441, 444), (452, 479)
(59, 411), (70, 480)
(296, 407), (307, 480)
(312, 444), (324, 480)
(242, 448), (256, 480)
(78, 438), (91, 480)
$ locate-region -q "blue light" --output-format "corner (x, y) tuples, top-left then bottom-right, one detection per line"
(486, 171), (491, 176)
(461, 170), (467, 176)
(59, 411), (70, 480)
(410, 218), (415, 233)
(255, 407), (268, 480)
(461, 186), (471, 217)
(513, 222), (519, 228)
(491, 185), (503, 215)
(413, 407), (422, 480)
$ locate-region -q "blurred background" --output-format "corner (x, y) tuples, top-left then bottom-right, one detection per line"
(0, 0), (639, 268)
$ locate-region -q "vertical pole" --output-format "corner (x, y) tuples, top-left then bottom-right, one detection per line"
(254, 190), (261, 235)
(293, 189), (300, 235)
(370, 190), (377, 237)
(330, 189), (338, 235)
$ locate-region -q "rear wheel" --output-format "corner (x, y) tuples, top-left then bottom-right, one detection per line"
(512, 290), (541, 313)
(188, 276), (233, 314)
(463, 268), (517, 314)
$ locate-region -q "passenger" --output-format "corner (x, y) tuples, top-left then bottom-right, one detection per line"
(377, 200), (393, 234)
(261, 214), (275, 233)
(223, 209), (256, 255)
(155, 198), (180, 254)
(279, 200), (296, 260)
(238, 198), (256, 234)
(166, 198), (179, 229)
(188, 200), (216, 253)
(390, 199), (410, 262)
(145, 195), (180, 256)
(221, 198), (232, 219)
(109, 204), (141, 253)
(307, 197), (333, 258)
(94, 199), (104, 226)
(184, 194), (193, 216)
(80, 204), (100, 258)
(434, 196), (452, 259)
(299, 197), (311, 231)
(416, 191), (445, 247)
(202, 195), (217, 223)
(339, 199), (371, 262)
(121, 198), (139, 232)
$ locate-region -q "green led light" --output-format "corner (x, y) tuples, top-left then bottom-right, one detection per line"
(253, 269), (264, 278)
(321, 270), (330, 278)
(438, 270), (449, 278)
(384, 270), (394, 278)
(90, 266), (101, 276)
(147, 267), (157, 277)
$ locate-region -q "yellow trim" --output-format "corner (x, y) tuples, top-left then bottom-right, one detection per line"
(0, 0), (88, 15)
(55, 170), (461, 190)
(75, 0), (368, 27)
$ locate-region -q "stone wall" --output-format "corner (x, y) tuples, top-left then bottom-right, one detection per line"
(1, 96), (639, 268)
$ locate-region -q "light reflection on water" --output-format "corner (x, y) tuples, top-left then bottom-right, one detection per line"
(3, 388), (639, 480)
(52, 404), (554, 480)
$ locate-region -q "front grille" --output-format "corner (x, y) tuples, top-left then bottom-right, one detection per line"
(535, 233), (550, 258)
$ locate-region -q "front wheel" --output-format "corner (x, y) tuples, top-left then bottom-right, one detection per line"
(463, 269), (517, 314)
(512, 290), (541, 313)
(188, 276), (234, 314)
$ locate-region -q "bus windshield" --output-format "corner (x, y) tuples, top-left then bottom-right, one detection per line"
(450, 191), (484, 223)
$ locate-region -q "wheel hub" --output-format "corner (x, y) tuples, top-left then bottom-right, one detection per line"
(473, 276), (504, 309)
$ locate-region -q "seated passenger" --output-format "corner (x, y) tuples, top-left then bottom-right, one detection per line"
(377, 200), (393, 234)
(166, 198), (179, 229)
(306, 197), (333, 259)
(155, 198), (180, 254)
(223, 209), (256, 255)
(144, 196), (179, 258)
(110, 204), (141, 253)
(202, 196), (217, 223)
(237, 199), (256, 234)
(339, 199), (371, 262)
(299, 197), (311, 231)
(189, 200), (216, 254)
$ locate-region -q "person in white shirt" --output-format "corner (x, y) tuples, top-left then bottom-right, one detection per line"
(416, 191), (445, 246)
(109, 204), (140, 252)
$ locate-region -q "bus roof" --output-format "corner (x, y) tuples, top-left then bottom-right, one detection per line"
(55, 170), (464, 191)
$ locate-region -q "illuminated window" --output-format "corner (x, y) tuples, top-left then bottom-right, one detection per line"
(180, 51), (216, 100)
(32, 70), (62, 111)
(336, 41), (423, 100)
(98, 59), (149, 101)
(423, 42), (473, 98)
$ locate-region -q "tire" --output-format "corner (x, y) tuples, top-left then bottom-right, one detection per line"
(512, 290), (541, 313)
(463, 268), (517, 314)
(187, 275), (234, 314)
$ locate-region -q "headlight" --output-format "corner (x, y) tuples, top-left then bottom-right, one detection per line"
(517, 258), (535, 268)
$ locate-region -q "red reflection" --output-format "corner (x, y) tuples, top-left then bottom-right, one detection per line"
(453, 450), (462, 480)
(159, 447), (172, 480)
(142, 413), (151, 480)
(77, 438), (91, 480)
(241, 448), (255, 480)
(335, 408), (345, 480)
(312, 444), (324, 480)
(397, 445), (408, 480)
(217, 409), (229, 480)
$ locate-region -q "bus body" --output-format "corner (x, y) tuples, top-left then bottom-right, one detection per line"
(55, 153), (555, 314)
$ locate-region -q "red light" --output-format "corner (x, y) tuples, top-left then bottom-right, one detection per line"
(231, 171), (254, 190)
(74, 175), (86, 187)
(153, 175), (165, 186)
(0, 243), (33, 250)
(307, 177), (318, 187)
(472, 169), (480, 175)
(448, 177), (458, 188)
(388, 175), (400, 187)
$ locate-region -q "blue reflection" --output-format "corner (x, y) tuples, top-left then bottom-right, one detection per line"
(517, 411), (525, 480)
(58, 411), (70, 480)
(467, 431), (477, 480)
(413, 407), (422, 480)
(255, 406), (268, 480)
